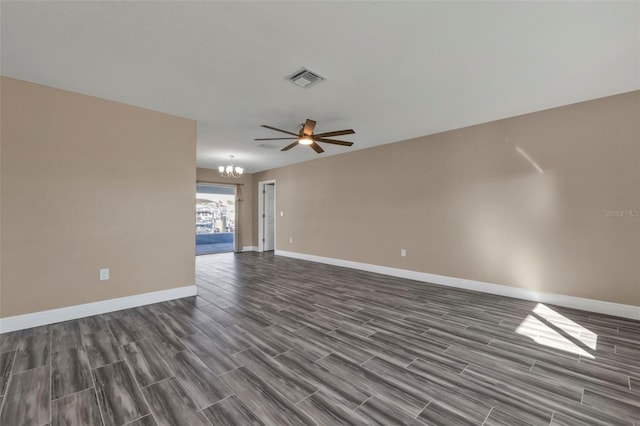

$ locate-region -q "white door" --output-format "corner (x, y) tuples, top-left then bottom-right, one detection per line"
(264, 184), (275, 251)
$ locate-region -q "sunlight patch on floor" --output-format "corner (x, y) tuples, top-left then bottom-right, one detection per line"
(516, 303), (597, 359)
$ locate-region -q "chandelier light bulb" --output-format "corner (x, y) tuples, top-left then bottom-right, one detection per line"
(218, 155), (244, 178)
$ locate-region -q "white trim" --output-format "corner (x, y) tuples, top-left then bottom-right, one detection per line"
(275, 250), (640, 320)
(0, 285), (197, 334)
(257, 179), (276, 252)
(241, 246), (258, 252)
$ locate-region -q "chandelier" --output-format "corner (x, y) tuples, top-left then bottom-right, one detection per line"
(218, 155), (244, 178)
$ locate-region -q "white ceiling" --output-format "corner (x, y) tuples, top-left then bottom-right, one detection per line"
(2, 1), (638, 173)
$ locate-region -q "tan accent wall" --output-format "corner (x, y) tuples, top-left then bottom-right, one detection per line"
(0, 77), (197, 318)
(195, 168), (254, 250)
(254, 91), (640, 306)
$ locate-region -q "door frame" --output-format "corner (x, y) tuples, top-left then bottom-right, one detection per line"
(195, 182), (238, 254)
(258, 179), (276, 252)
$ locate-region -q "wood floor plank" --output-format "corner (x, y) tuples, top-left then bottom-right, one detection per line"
(582, 388), (640, 421)
(295, 326), (371, 365)
(77, 315), (109, 335)
(275, 349), (370, 409)
(484, 407), (542, 426)
(140, 324), (185, 358)
(0, 351), (16, 396)
(328, 327), (416, 366)
(107, 319), (144, 346)
(221, 366), (315, 426)
(165, 350), (232, 409)
(231, 324), (291, 357)
(0, 365), (50, 426)
(0, 331), (22, 354)
(363, 356), (492, 424)
(51, 347), (93, 399)
(52, 322), (83, 353)
(12, 335), (51, 373)
(202, 395), (264, 426)
(122, 414), (157, 426)
(296, 390), (371, 426)
(93, 361), (149, 426)
(52, 388), (103, 426)
(354, 396), (425, 425)
(317, 352), (429, 417)
(550, 410), (634, 426)
(196, 303), (237, 327)
(194, 320), (251, 354)
(180, 333), (239, 375)
(407, 357), (553, 425)
(142, 377), (210, 426)
(82, 330), (122, 369)
(403, 348), (470, 375)
(233, 347), (316, 404)
(121, 340), (171, 388)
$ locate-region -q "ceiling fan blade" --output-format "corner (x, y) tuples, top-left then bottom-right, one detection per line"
(302, 119), (317, 136)
(313, 129), (355, 138)
(281, 141), (299, 151)
(261, 125), (298, 136)
(254, 137), (298, 141)
(310, 141), (324, 153)
(315, 138), (354, 147)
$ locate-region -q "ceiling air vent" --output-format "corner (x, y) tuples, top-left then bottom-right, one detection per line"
(258, 143), (278, 150)
(287, 67), (326, 89)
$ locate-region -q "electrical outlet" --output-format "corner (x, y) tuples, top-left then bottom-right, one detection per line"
(99, 268), (109, 280)
(281, 211), (284, 217)
(289, 237), (293, 243)
(400, 249), (407, 257)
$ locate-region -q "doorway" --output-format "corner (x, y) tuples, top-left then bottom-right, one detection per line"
(258, 180), (276, 252)
(195, 183), (236, 255)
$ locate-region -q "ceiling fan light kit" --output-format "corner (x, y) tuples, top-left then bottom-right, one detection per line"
(255, 118), (355, 154)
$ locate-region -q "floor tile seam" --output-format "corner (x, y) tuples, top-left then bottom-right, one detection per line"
(162, 348), (233, 411)
(231, 354), (319, 406)
(532, 359), (633, 389)
(480, 407), (494, 426)
(199, 393), (236, 412)
(0, 376), (8, 418)
(88, 352), (126, 371)
(414, 400), (432, 420)
(357, 358), (434, 411)
(294, 389), (319, 407)
(122, 413), (153, 426)
(1, 350), (18, 387)
(48, 333), (53, 425)
(51, 384), (95, 402)
(359, 355), (376, 367)
(86, 342), (108, 426)
(451, 364), (570, 415)
(350, 394), (373, 412)
(133, 374), (187, 426)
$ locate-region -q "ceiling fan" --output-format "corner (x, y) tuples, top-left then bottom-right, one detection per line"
(255, 119), (354, 153)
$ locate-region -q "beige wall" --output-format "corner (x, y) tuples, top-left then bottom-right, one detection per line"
(1, 77), (197, 318)
(196, 168), (254, 250)
(254, 91), (640, 306)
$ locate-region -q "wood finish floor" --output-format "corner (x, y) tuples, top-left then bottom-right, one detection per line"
(0, 252), (639, 425)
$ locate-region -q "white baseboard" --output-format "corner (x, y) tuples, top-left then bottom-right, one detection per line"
(0, 285), (197, 334)
(275, 250), (639, 320)
(241, 246), (258, 252)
